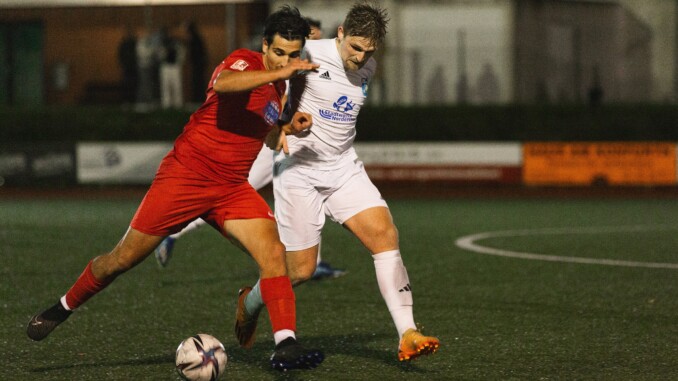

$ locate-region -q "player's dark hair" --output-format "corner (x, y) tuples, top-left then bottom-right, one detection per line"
(263, 5), (310, 46)
(342, 1), (389, 45)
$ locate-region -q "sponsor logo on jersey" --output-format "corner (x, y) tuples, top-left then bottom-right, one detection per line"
(361, 78), (369, 96)
(319, 109), (356, 122)
(263, 101), (280, 126)
(319, 95), (358, 122)
(319, 71), (331, 80)
(332, 95), (355, 112)
(230, 59), (249, 71)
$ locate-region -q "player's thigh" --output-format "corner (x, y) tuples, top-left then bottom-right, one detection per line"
(131, 152), (215, 236)
(342, 206), (399, 253)
(94, 227), (164, 277)
(205, 182), (275, 234)
(223, 218), (286, 277)
(324, 159), (388, 225)
(273, 167), (325, 251)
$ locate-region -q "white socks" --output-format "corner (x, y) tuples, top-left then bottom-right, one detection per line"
(244, 280), (265, 316)
(273, 329), (296, 345)
(246, 248), (416, 342)
(171, 218), (206, 239)
(373, 250), (416, 339)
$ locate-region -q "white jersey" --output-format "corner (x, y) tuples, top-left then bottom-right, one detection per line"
(278, 38), (376, 169)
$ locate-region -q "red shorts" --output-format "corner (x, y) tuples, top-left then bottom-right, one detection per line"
(130, 150), (274, 237)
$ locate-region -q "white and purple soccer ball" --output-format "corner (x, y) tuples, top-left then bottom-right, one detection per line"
(175, 334), (228, 381)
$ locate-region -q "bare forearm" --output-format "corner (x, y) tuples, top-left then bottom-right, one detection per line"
(213, 69), (283, 93)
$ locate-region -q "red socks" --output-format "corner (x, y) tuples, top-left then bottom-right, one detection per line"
(260, 276), (296, 333)
(63, 260), (111, 310)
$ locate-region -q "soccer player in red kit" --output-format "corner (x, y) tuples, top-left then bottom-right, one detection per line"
(27, 6), (323, 371)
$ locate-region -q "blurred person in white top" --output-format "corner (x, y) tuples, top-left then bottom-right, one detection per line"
(238, 2), (440, 362)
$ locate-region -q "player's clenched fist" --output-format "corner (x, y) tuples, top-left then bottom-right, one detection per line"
(265, 111), (312, 154)
(286, 111), (312, 135)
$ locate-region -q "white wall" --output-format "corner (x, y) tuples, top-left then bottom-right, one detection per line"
(271, 0), (513, 105)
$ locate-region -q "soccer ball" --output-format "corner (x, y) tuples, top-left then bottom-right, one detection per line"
(175, 334), (228, 381)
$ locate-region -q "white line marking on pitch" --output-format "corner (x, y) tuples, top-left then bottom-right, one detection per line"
(455, 225), (678, 269)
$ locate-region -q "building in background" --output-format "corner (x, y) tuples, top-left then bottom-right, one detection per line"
(273, 0), (676, 105)
(0, 0), (265, 106)
(0, 0), (675, 106)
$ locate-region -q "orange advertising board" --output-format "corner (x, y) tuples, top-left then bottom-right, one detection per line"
(523, 142), (676, 185)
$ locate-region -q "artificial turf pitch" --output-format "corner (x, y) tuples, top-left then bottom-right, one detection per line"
(2, 192), (677, 380)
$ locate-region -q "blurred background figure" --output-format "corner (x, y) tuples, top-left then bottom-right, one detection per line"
(158, 26), (186, 109)
(184, 21), (207, 104)
(135, 28), (157, 109)
(117, 26), (138, 105)
(306, 17), (323, 40)
(476, 62), (500, 104)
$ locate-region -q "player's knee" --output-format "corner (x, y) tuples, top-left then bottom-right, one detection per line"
(376, 223), (399, 245)
(257, 241), (288, 273)
(112, 253), (138, 273)
(288, 261), (315, 284)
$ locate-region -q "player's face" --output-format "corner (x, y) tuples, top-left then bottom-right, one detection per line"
(309, 26), (323, 40)
(262, 34), (304, 71)
(336, 26), (377, 71)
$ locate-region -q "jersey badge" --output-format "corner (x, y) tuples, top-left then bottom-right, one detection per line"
(230, 59), (249, 71)
(263, 101), (280, 126)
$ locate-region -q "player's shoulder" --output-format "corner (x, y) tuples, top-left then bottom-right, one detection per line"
(303, 39), (335, 57)
(358, 57), (378, 77)
(224, 49), (263, 71)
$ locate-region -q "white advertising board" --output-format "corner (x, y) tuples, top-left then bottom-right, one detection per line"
(77, 142), (172, 184)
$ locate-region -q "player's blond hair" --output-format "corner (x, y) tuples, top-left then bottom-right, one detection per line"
(342, 1), (389, 46)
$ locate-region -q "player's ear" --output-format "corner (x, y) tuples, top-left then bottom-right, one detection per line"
(337, 26), (344, 42)
(262, 37), (269, 55)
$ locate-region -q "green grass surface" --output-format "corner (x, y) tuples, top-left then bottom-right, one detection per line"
(2, 195), (677, 380)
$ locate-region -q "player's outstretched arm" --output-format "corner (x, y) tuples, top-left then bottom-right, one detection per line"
(213, 59), (319, 94)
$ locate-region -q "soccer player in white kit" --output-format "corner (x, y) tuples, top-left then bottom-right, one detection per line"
(235, 2), (440, 362)
(153, 17), (347, 280)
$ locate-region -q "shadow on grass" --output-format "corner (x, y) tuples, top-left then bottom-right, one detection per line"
(30, 353), (174, 373)
(227, 332), (438, 374)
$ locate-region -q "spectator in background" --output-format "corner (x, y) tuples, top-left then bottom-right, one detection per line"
(117, 26), (138, 105)
(159, 27), (186, 109)
(306, 17), (323, 40)
(148, 27), (166, 103)
(426, 64), (448, 104)
(135, 28), (157, 108)
(476, 62), (500, 104)
(185, 21), (207, 103)
(588, 65), (604, 107)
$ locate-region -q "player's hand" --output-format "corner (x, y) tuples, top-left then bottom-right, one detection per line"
(276, 131), (290, 154)
(282, 112), (312, 135)
(278, 59), (319, 80)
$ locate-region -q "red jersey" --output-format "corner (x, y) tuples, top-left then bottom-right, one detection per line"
(174, 49), (285, 184)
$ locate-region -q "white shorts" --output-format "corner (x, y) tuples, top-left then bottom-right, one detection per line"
(273, 156), (388, 251)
